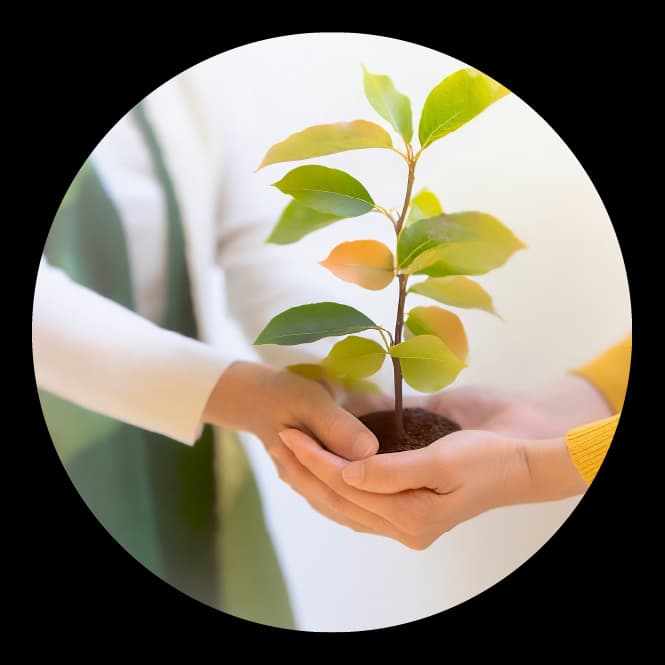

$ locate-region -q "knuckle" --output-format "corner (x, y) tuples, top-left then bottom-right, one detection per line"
(322, 408), (348, 434)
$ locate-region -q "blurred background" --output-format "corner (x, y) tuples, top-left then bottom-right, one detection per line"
(202, 34), (631, 631)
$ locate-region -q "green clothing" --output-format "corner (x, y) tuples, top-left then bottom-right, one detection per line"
(38, 104), (295, 627)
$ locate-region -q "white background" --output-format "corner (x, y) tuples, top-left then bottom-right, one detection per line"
(203, 34), (631, 631)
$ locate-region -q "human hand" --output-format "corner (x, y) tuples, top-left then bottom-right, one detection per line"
(412, 375), (614, 438)
(278, 425), (587, 550)
(203, 361), (407, 534)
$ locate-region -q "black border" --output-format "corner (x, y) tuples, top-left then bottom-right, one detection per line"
(24, 21), (639, 645)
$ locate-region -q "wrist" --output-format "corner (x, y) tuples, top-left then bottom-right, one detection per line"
(202, 361), (275, 433)
(521, 436), (588, 502)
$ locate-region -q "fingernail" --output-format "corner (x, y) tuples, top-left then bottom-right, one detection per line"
(278, 431), (293, 450)
(343, 462), (365, 487)
(353, 433), (377, 459)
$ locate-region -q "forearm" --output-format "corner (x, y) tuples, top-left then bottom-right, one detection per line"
(33, 259), (231, 444)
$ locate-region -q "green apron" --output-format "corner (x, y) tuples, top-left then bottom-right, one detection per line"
(38, 103), (295, 628)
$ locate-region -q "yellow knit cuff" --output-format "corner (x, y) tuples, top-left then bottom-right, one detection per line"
(566, 415), (619, 484)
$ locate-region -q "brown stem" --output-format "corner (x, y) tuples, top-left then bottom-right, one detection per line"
(392, 274), (408, 436)
(395, 158), (416, 236)
(392, 155), (417, 436)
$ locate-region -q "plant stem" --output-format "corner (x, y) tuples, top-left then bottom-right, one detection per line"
(392, 274), (408, 435)
(392, 154), (417, 436)
(375, 327), (393, 351)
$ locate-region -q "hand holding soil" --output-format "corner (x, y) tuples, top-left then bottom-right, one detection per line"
(277, 376), (611, 549)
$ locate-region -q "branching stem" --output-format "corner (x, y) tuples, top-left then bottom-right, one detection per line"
(391, 149), (418, 436)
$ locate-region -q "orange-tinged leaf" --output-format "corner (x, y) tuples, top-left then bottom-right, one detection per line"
(406, 306), (468, 362)
(320, 240), (395, 290)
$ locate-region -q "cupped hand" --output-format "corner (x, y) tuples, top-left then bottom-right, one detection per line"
(278, 426), (536, 550)
(345, 375), (613, 440)
(413, 375), (613, 439)
(204, 362), (409, 536)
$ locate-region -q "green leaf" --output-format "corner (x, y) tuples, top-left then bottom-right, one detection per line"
(397, 213), (475, 267)
(342, 377), (382, 394)
(267, 199), (344, 245)
(286, 363), (381, 395)
(323, 336), (386, 379)
(418, 68), (510, 150)
(398, 212), (526, 276)
(286, 363), (327, 381)
(407, 188), (443, 224)
(389, 335), (466, 392)
(405, 306), (468, 362)
(362, 65), (413, 142)
(258, 120), (393, 169)
(254, 302), (377, 346)
(409, 276), (498, 315)
(273, 165), (375, 217)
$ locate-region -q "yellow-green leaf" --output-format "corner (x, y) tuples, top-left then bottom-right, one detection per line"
(254, 302), (376, 346)
(397, 213), (473, 267)
(320, 240), (394, 290)
(418, 68), (510, 150)
(258, 120), (393, 169)
(267, 199), (345, 245)
(273, 165), (375, 217)
(389, 335), (466, 393)
(323, 336), (386, 379)
(287, 363), (381, 395)
(342, 377), (382, 394)
(398, 212), (526, 276)
(362, 65), (413, 142)
(405, 306), (468, 362)
(407, 188), (443, 224)
(409, 276), (498, 315)
(286, 363), (327, 381)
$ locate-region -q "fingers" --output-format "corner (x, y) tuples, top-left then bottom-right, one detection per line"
(342, 448), (439, 493)
(279, 428), (442, 546)
(298, 397), (379, 461)
(269, 434), (402, 538)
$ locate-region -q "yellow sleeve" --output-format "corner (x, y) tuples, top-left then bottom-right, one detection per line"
(565, 334), (631, 484)
(571, 334), (632, 413)
(566, 415), (619, 484)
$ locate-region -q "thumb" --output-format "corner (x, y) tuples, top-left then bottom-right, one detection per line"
(302, 401), (378, 461)
(342, 448), (435, 492)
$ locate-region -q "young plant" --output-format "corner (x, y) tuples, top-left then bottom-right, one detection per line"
(254, 66), (525, 452)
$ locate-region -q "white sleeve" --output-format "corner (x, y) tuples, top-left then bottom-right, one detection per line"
(32, 257), (231, 445)
(203, 43), (387, 369)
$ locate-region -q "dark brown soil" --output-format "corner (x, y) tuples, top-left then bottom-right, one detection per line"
(359, 408), (461, 454)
